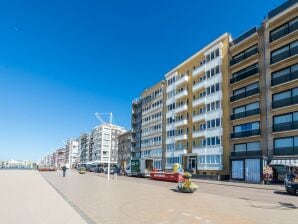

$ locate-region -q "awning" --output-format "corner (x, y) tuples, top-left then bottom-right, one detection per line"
(270, 158), (298, 167)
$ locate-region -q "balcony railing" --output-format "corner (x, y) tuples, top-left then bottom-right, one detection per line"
(230, 66), (259, 84)
(273, 121), (298, 132)
(231, 27), (257, 45)
(272, 96), (298, 109)
(230, 47), (258, 66)
(230, 87), (259, 102)
(231, 108), (260, 120)
(271, 71), (298, 86)
(231, 129), (260, 138)
(268, 0), (297, 19)
(270, 20), (298, 42)
(271, 46), (298, 64)
(274, 146), (298, 156)
(231, 150), (262, 157)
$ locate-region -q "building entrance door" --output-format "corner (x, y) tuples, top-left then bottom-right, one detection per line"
(245, 159), (260, 183)
(188, 157), (197, 170)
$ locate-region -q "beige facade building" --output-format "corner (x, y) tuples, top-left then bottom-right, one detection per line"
(165, 33), (231, 179)
(140, 81), (166, 170)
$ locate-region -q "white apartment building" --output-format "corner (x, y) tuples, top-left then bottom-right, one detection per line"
(91, 123), (126, 164)
(65, 139), (79, 168)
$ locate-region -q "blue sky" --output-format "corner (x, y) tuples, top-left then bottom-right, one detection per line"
(0, 0), (285, 161)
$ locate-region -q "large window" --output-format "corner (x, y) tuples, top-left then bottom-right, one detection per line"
(271, 64), (298, 86)
(232, 122), (260, 138)
(232, 160), (244, 179)
(231, 82), (259, 101)
(234, 142), (260, 152)
(270, 17), (298, 42)
(271, 40), (298, 64)
(272, 87), (298, 108)
(230, 63), (259, 84)
(273, 112), (298, 132)
(234, 122), (259, 133)
(198, 155), (221, 164)
(232, 102), (260, 120)
(230, 45), (258, 66)
(274, 136), (298, 155)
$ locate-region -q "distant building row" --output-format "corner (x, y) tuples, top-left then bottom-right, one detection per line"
(40, 123), (127, 168)
(130, 0), (298, 183)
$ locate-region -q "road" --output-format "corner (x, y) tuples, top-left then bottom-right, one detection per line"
(41, 170), (298, 224)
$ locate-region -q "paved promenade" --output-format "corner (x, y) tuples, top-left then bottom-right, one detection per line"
(0, 170), (87, 224)
(41, 170), (298, 224)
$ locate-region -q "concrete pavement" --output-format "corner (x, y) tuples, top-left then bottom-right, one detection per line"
(41, 170), (298, 224)
(0, 170), (87, 224)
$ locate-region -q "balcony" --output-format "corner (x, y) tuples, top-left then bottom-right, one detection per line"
(272, 96), (298, 109)
(230, 47), (258, 66)
(268, 0), (297, 19)
(230, 67), (259, 84)
(175, 76), (189, 86)
(193, 113), (205, 123)
(271, 71), (298, 86)
(230, 150), (262, 157)
(175, 134), (188, 141)
(192, 97), (205, 107)
(193, 65), (205, 77)
(175, 90), (188, 100)
(175, 104), (188, 114)
(192, 130), (205, 138)
(231, 129), (260, 139)
(192, 81), (205, 92)
(231, 108), (260, 120)
(273, 121), (298, 132)
(174, 119), (188, 127)
(271, 46), (298, 64)
(230, 87), (259, 102)
(231, 27), (257, 46)
(270, 21), (298, 42)
(274, 147), (298, 156)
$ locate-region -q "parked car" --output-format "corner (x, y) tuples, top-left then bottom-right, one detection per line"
(104, 167), (116, 174)
(285, 174), (298, 196)
(95, 167), (105, 173)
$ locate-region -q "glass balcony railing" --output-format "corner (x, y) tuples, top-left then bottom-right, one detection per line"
(230, 47), (258, 66)
(231, 108), (260, 120)
(271, 71), (298, 86)
(230, 67), (259, 84)
(230, 87), (259, 102)
(230, 150), (262, 157)
(270, 20), (298, 42)
(272, 96), (298, 109)
(231, 129), (260, 138)
(271, 46), (298, 64)
(274, 146), (298, 156)
(273, 121), (298, 132)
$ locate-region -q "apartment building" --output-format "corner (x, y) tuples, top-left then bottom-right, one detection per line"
(91, 123), (126, 165)
(165, 33), (231, 179)
(132, 98), (142, 159)
(229, 27), (267, 183)
(117, 131), (133, 170)
(65, 139), (79, 168)
(78, 133), (91, 163)
(229, 0), (297, 183)
(140, 81), (166, 170)
(265, 1), (298, 177)
(56, 147), (66, 168)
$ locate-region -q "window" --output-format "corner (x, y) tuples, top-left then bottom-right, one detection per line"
(271, 40), (298, 64)
(234, 122), (259, 133)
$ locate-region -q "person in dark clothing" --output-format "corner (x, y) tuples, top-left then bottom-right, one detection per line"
(62, 165), (67, 177)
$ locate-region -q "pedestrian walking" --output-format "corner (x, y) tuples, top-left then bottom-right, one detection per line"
(62, 165), (67, 177)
